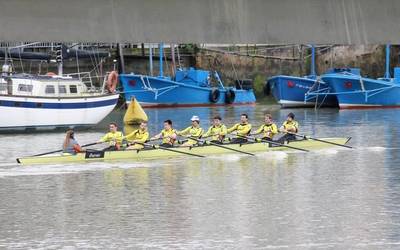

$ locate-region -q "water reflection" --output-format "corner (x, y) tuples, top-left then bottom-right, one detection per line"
(1, 106), (400, 248)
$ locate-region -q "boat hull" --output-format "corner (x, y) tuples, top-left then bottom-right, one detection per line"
(120, 74), (256, 107)
(268, 75), (338, 108)
(17, 137), (351, 165)
(321, 74), (400, 109)
(0, 94), (119, 132)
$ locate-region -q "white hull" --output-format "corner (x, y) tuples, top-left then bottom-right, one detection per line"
(0, 94), (119, 131)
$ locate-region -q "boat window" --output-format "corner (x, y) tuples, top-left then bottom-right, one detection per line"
(58, 85), (67, 94)
(18, 84), (33, 92)
(45, 85), (55, 94)
(0, 82), (7, 91)
(70, 85), (78, 94)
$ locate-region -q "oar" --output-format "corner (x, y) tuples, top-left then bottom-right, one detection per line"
(31, 142), (101, 157)
(135, 142), (205, 158)
(288, 132), (353, 149)
(235, 134), (309, 152)
(188, 137), (255, 156)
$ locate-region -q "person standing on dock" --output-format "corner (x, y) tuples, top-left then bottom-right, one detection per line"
(124, 121), (150, 150)
(62, 129), (83, 155)
(278, 113), (299, 143)
(151, 120), (177, 148)
(98, 122), (124, 151)
(227, 114), (252, 144)
(177, 116), (204, 147)
(203, 115), (228, 144)
(252, 114), (278, 141)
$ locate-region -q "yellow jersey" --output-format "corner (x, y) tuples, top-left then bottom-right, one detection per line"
(101, 131), (124, 146)
(255, 123), (278, 139)
(203, 124), (227, 141)
(124, 129), (149, 144)
(282, 120), (299, 133)
(177, 126), (203, 145)
(161, 128), (177, 145)
(227, 123), (252, 137)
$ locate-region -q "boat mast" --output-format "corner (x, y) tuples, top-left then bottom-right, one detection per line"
(159, 42), (163, 77)
(384, 44), (391, 79)
(310, 44), (316, 76)
(117, 43), (125, 74)
(171, 43), (176, 77)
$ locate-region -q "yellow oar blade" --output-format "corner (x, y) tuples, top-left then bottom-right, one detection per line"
(123, 97), (148, 125)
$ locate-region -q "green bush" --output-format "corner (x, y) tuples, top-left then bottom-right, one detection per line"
(253, 74), (265, 97)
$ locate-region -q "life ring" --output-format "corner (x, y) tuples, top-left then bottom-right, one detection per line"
(209, 88), (220, 103)
(225, 89), (236, 104)
(107, 71), (118, 93)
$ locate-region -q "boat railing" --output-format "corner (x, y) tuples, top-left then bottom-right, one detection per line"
(65, 71), (104, 93)
(304, 77), (331, 109)
(122, 75), (179, 100)
(140, 75), (179, 100)
(306, 79), (397, 103)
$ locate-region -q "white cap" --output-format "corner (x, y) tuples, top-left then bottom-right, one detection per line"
(191, 115), (200, 121)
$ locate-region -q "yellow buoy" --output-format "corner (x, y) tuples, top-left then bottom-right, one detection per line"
(123, 97), (148, 125)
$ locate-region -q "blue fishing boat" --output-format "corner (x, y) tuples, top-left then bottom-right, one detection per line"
(266, 45), (337, 108)
(319, 45), (400, 109)
(120, 43), (256, 107)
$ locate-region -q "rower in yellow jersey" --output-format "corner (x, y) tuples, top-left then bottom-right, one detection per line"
(252, 114), (278, 141)
(278, 112), (299, 143)
(177, 116), (204, 147)
(203, 115), (227, 144)
(150, 119), (177, 147)
(124, 121), (150, 150)
(227, 113), (252, 143)
(98, 122), (124, 151)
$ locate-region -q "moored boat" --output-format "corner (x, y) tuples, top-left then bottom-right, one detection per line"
(17, 137), (351, 165)
(266, 45), (337, 108)
(120, 43), (256, 107)
(0, 44), (119, 132)
(318, 45), (399, 109)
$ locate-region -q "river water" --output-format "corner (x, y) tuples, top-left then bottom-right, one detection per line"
(1, 104), (400, 249)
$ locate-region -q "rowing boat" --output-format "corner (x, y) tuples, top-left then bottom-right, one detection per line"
(17, 137), (351, 165)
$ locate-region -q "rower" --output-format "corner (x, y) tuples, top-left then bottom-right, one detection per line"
(62, 129), (83, 155)
(124, 121), (149, 150)
(177, 116), (204, 147)
(252, 114), (278, 141)
(202, 115), (227, 144)
(98, 122), (124, 151)
(277, 112), (299, 143)
(150, 119), (177, 148)
(227, 113), (252, 143)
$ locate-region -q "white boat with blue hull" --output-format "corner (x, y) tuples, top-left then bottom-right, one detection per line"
(0, 72), (119, 132)
(0, 44), (119, 132)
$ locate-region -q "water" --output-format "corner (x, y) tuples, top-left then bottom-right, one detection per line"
(1, 105), (400, 249)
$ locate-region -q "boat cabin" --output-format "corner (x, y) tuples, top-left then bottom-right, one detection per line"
(175, 67), (210, 87)
(0, 74), (88, 97)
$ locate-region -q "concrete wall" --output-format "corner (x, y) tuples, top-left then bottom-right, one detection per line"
(1, 0), (400, 44)
(194, 45), (397, 96)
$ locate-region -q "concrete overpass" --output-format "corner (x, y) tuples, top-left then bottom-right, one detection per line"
(0, 0), (399, 44)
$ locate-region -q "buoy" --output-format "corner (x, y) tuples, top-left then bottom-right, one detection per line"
(123, 97), (148, 125)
